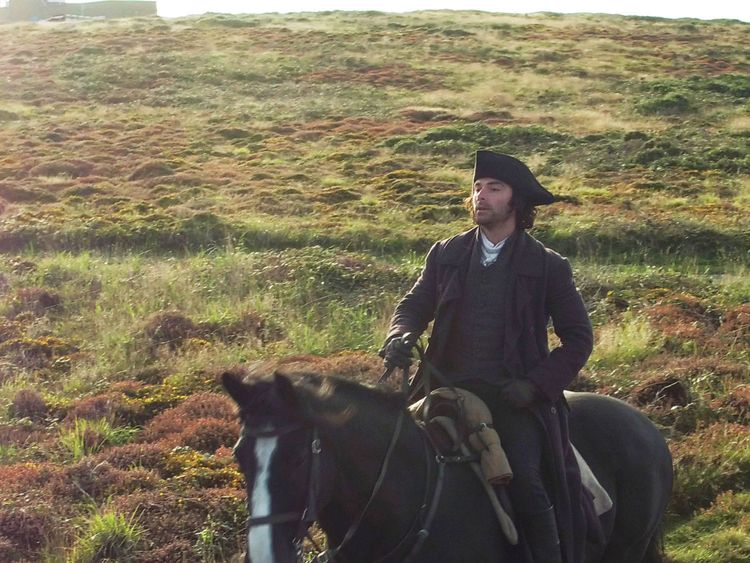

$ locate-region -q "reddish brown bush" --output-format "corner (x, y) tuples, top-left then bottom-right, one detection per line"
(0, 508), (53, 552)
(200, 311), (283, 345)
(129, 160), (175, 181)
(0, 423), (50, 449)
(0, 537), (21, 562)
(64, 391), (146, 425)
(113, 488), (246, 558)
(0, 462), (60, 495)
(11, 287), (61, 316)
(28, 159), (95, 178)
(178, 418), (241, 453)
(144, 310), (197, 349)
(172, 392), (236, 421)
(711, 385), (750, 424)
(647, 293), (720, 346)
(9, 389), (47, 420)
(276, 351), (382, 384)
(48, 460), (159, 501)
(0, 335), (77, 369)
(717, 304), (750, 342)
(142, 392), (236, 444)
(110, 380), (146, 396)
(91, 442), (170, 473)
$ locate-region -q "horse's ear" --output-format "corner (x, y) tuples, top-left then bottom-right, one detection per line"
(222, 371), (252, 407)
(273, 372), (300, 409)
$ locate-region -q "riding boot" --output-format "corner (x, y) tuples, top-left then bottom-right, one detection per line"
(521, 505), (562, 563)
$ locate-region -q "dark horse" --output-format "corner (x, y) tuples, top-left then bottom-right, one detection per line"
(223, 371), (672, 563)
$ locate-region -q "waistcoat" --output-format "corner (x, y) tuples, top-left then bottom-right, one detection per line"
(444, 235), (514, 385)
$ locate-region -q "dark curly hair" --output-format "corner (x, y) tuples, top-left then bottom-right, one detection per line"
(463, 189), (537, 230)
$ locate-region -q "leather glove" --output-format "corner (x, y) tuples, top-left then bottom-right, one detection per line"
(500, 379), (539, 409)
(379, 333), (416, 370)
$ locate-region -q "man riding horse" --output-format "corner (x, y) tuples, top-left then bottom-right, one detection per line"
(381, 150), (596, 563)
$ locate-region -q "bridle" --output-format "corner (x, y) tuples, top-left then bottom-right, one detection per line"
(244, 422), (324, 559)
(242, 368), (448, 563)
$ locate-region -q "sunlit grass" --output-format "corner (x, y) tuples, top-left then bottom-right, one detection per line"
(589, 314), (661, 369)
(59, 418), (140, 461)
(68, 508), (144, 563)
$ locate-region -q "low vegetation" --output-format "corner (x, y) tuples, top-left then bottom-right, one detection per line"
(0, 9), (748, 562)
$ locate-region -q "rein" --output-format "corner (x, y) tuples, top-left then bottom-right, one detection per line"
(245, 361), (456, 563)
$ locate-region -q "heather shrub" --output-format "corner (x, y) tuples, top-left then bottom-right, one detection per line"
(141, 391), (237, 447)
(0, 423), (54, 461)
(0, 318), (24, 342)
(90, 442), (170, 473)
(112, 488), (246, 559)
(143, 310), (197, 350)
(670, 423), (750, 516)
(49, 460), (160, 501)
(65, 391), (146, 426)
(0, 508), (54, 557)
(163, 446), (243, 489)
(171, 391), (236, 420)
(178, 418), (240, 452)
(711, 385), (750, 425)
(134, 539), (194, 562)
(0, 335), (78, 369)
(9, 388), (47, 420)
(0, 462), (60, 495)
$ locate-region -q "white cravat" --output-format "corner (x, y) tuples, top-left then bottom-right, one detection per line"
(479, 232), (508, 266)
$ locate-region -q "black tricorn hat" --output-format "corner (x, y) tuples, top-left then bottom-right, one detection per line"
(473, 150), (555, 206)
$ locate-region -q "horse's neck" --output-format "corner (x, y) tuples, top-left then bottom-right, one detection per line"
(320, 418), (429, 556)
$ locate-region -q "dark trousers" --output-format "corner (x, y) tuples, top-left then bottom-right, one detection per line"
(457, 379), (551, 516)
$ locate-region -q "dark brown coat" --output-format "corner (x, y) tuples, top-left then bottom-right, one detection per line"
(387, 227), (595, 562)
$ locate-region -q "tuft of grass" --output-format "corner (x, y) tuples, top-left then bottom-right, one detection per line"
(69, 509), (143, 563)
(589, 313), (661, 369)
(59, 419), (140, 462)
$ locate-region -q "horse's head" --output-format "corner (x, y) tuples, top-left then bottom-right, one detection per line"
(222, 370), (338, 563)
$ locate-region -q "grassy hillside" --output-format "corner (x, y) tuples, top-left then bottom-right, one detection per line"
(0, 10), (748, 562)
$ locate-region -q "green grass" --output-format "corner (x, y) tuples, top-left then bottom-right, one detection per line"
(589, 313), (661, 369)
(59, 419), (140, 462)
(68, 509), (143, 563)
(667, 492), (750, 563)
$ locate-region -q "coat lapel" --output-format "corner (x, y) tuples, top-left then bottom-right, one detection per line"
(435, 228), (475, 313)
(504, 232), (545, 376)
(429, 229), (476, 357)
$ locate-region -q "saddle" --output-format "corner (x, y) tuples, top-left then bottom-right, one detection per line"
(409, 388), (518, 545)
(410, 387), (613, 545)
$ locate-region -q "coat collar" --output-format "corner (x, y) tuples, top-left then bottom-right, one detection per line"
(437, 227), (545, 277)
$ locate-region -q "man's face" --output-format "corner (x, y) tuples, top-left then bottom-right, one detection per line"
(471, 177), (516, 229)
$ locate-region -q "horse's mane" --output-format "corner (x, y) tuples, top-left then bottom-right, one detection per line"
(276, 369), (406, 424)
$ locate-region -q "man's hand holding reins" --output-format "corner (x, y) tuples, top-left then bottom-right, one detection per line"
(380, 333), (416, 370)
